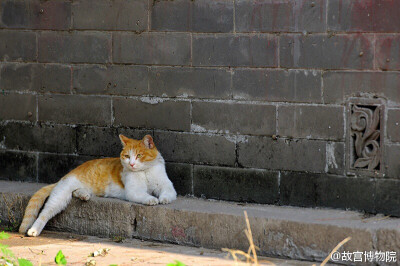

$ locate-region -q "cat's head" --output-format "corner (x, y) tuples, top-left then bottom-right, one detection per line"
(119, 134), (158, 171)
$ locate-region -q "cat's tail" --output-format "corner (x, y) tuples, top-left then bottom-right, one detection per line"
(19, 183), (57, 234)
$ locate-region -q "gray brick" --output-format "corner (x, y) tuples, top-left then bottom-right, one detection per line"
(154, 131), (236, 166)
(73, 65), (148, 96)
(325, 142), (345, 175)
(280, 171), (376, 213)
(38, 153), (94, 183)
(0, 0), (71, 30)
(149, 67), (231, 99)
(384, 145), (400, 179)
(0, 31), (36, 61)
(151, 0), (233, 32)
(113, 33), (191, 65)
(38, 95), (111, 126)
(295, 0), (326, 33)
(327, 0), (400, 32)
(0, 63), (32, 91)
(0, 122), (76, 153)
(151, 0), (190, 32)
(388, 109), (400, 143)
(235, 0), (326, 33)
(38, 32), (111, 63)
(280, 171), (318, 207)
(113, 98), (190, 131)
(376, 179), (400, 217)
(323, 71), (400, 105)
(280, 34), (374, 69)
(232, 69), (322, 103)
(1, 63), (71, 93)
(77, 126), (120, 157)
(192, 102), (276, 135)
(315, 175), (376, 213)
(238, 137), (326, 172)
(72, 0), (147, 31)
(278, 105), (344, 140)
(376, 35), (400, 71)
(0, 151), (36, 182)
(165, 162), (192, 196)
(194, 165), (279, 204)
(193, 34), (278, 67)
(0, 93), (36, 122)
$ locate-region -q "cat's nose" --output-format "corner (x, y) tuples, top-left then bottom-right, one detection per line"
(130, 163), (135, 167)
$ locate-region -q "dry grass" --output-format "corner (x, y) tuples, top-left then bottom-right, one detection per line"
(223, 211), (351, 266)
(222, 211), (274, 266)
(1, 194), (24, 231)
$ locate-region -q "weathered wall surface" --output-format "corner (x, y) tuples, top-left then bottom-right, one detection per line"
(0, 0), (399, 216)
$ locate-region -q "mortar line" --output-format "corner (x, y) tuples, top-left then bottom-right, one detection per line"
(373, 34), (377, 70)
(229, 67), (233, 99)
(191, 164), (194, 195)
(36, 151), (39, 183)
(321, 70), (324, 104)
(110, 96), (114, 126)
(277, 171), (281, 202)
(2, 28), (400, 34)
(2, 59), (398, 72)
(275, 105), (279, 135)
(147, 0), (151, 32)
(69, 65), (74, 94)
(277, 35), (280, 68)
(190, 33), (193, 67)
(35, 94), (39, 125)
(325, 0), (328, 32)
(232, 0), (236, 34)
(35, 32), (39, 62)
(110, 32), (114, 64)
(189, 100), (193, 131)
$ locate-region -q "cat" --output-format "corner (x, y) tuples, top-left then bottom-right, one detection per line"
(19, 134), (177, 237)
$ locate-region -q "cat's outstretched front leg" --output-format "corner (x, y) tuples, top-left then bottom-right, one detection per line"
(158, 181), (177, 204)
(150, 165), (177, 204)
(124, 172), (159, 205)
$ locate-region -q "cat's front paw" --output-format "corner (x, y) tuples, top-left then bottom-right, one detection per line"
(144, 196), (159, 206)
(27, 228), (39, 237)
(159, 194), (176, 204)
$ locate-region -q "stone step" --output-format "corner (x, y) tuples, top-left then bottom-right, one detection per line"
(0, 181), (399, 265)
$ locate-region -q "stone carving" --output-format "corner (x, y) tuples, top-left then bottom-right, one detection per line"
(350, 105), (381, 171)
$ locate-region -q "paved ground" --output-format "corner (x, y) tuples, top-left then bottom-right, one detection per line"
(1, 231), (315, 266)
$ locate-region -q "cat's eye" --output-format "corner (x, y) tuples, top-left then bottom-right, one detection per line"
(124, 155), (130, 159)
(137, 154), (143, 158)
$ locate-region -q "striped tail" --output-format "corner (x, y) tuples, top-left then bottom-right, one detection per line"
(19, 184), (56, 234)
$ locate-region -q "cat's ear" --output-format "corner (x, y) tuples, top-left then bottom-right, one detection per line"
(119, 134), (130, 147)
(143, 135), (155, 149)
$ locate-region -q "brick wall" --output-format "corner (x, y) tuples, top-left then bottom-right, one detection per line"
(1, 0), (400, 216)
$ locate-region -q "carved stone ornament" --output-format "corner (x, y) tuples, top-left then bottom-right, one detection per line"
(346, 98), (384, 176)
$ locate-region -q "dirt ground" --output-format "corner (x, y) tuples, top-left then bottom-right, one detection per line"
(0, 230), (316, 266)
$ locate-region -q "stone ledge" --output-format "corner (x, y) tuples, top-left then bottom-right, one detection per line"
(0, 181), (399, 264)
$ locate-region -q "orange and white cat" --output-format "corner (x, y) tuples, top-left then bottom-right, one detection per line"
(19, 134), (177, 237)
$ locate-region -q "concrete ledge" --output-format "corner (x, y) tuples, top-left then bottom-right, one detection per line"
(0, 181), (399, 264)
